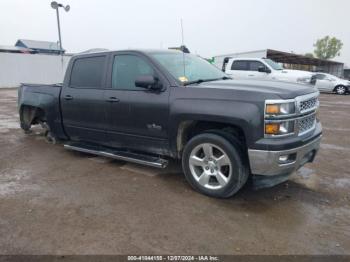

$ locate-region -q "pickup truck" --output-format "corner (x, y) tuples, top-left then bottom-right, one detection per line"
(222, 57), (315, 84)
(18, 49), (322, 198)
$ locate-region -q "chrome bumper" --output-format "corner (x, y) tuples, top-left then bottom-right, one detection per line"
(248, 136), (321, 176)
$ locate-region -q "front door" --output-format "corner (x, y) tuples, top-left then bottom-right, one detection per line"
(246, 60), (269, 80)
(315, 74), (333, 92)
(104, 53), (170, 155)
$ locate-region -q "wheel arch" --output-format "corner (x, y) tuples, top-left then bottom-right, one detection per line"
(19, 105), (46, 130)
(175, 120), (247, 159)
(333, 84), (348, 93)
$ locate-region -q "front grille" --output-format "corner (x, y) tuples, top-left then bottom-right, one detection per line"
(298, 114), (316, 135)
(299, 97), (318, 113)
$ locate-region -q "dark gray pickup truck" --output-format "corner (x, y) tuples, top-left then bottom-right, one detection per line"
(18, 49), (322, 198)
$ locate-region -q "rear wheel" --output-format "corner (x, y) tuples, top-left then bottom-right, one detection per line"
(182, 133), (249, 198)
(335, 85), (347, 95)
(20, 107), (34, 133)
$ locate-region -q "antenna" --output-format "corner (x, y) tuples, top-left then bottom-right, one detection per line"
(181, 19), (186, 77)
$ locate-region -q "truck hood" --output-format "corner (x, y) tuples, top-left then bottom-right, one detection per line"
(278, 69), (314, 77)
(194, 79), (317, 99)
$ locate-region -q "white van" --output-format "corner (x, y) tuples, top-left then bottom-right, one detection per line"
(223, 58), (314, 84)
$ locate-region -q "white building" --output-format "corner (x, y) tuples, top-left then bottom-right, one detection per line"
(0, 52), (71, 88)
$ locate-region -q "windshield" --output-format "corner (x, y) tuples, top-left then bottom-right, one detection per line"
(263, 58), (284, 70)
(151, 52), (227, 84)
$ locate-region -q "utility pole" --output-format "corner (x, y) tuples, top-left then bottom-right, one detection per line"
(51, 1), (70, 54)
(181, 19), (186, 77)
(55, 7), (62, 53)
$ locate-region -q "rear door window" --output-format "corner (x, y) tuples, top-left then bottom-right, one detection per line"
(231, 60), (248, 70)
(70, 56), (106, 88)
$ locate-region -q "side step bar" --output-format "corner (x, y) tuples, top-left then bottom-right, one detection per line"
(64, 144), (168, 168)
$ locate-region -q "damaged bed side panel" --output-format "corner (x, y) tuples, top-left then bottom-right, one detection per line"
(18, 84), (67, 139)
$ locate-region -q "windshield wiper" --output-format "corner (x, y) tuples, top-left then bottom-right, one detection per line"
(184, 76), (232, 86)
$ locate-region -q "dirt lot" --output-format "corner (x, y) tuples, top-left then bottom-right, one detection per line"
(0, 88), (349, 255)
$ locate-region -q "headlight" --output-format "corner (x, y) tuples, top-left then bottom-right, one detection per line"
(265, 102), (295, 116)
(264, 99), (296, 137)
(265, 120), (295, 136)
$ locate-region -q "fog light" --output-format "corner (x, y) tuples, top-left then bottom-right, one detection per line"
(278, 153), (296, 164)
(279, 155), (289, 162)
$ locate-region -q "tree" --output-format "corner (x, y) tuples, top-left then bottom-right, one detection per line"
(313, 36), (343, 60)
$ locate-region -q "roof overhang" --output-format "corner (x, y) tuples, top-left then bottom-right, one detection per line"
(266, 49), (343, 66)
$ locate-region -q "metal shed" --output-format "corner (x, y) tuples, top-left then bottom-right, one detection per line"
(0, 45), (34, 54)
(213, 49), (344, 77)
(344, 68), (350, 80)
(15, 39), (65, 55)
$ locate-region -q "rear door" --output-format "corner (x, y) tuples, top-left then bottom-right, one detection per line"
(104, 52), (170, 154)
(61, 54), (109, 143)
(225, 60), (249, 79)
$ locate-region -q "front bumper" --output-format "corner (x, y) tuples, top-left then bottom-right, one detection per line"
(248, 135), (321, 177)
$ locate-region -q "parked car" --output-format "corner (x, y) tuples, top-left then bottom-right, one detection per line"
(18, 50), (322, 198)
(313, 72), (350, 95)
(222, 57), (315, 84)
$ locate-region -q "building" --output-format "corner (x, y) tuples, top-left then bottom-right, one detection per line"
(344, 68), (350, 80)
(0, 52), (71, 88)
(213, 49), (344, 77)
(15, 39), (64, 55)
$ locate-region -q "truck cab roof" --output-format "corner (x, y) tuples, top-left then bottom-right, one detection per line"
(73, 49), (183, 58)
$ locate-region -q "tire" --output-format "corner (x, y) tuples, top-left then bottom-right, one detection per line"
(20, 107), (32, 133)
(182, 133), (249, 198)
(45, 131), (57, 144)
(20, 122), (32, 134)
(335, 85), (347, 95)
(42, 122), (57, 144)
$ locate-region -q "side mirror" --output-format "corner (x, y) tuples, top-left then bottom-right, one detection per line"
(258, 66), (271, 73)
(135, 75), (161, 90)
(310, 75), (317, 85)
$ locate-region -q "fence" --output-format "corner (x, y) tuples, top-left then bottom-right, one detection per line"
(0, 53), (71, 88)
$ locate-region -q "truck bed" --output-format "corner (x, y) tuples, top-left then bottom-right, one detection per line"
(18, 83), (62, 103)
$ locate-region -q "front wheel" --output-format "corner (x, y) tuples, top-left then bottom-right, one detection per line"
(335, 85), (347, 95)
(182, 133), (249, 198)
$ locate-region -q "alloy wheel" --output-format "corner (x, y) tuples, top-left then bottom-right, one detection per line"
(188, 143), (232, 190)
(336, 86), (346, 95)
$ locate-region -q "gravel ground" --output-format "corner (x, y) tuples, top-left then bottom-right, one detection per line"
(0, 88), (349, 255)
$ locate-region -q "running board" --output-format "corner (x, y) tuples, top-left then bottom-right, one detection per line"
(63, 144), (168, 168)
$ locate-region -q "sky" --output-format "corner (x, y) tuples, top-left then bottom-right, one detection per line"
(1, 0), (349, 65)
